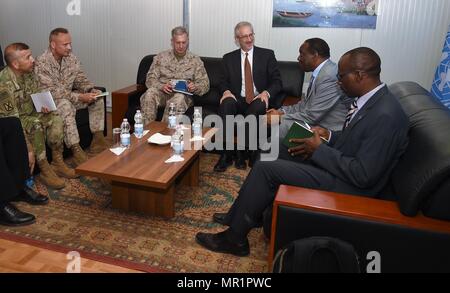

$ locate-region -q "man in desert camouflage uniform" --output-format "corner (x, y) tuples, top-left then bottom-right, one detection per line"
(34, 28), (107, 166)
(0, 43), (77, 190)
(141, 26), (209, 125)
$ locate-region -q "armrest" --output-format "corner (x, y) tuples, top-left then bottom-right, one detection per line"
(269, 185), (450, 270)
(111, 84), (146, 128)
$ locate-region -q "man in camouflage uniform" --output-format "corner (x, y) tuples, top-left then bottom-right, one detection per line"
(141, 26), (209, 125)
(34, 28), (108, 166)
(0, 43), (77, 190)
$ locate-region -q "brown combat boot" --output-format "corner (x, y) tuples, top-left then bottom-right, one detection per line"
(37, 159), (65, 189)
(70, 144), (88, 166)
(51, 148), (79, 179)
(90, 131), (109, 154)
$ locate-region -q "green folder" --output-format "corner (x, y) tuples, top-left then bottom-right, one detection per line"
(282, 121), (329, 148)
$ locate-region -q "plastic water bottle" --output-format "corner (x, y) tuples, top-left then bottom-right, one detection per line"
(171, 125), (184, 156)
(134, 110), (144, 138)
(192, 108), (202, 138)
(168, 103), (176, 129)
(120, 118), (131, 148)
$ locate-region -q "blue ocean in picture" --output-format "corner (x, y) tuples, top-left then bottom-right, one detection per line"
(273, 0), (378, 29)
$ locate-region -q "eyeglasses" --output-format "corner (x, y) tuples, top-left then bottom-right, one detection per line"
(238, 33), (255, 40)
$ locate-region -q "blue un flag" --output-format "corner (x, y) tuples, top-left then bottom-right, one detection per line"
(431, 25), (450, 109)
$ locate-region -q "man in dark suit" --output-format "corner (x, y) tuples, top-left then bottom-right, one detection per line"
(214, 21), (282, 172)
(196, 47), (409, 256)
(0, 117), (48, 226)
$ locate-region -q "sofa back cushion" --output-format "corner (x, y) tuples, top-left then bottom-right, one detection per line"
(137, 55), (155, 85)
(388, 81), (450, 220)
(278, 61), (304, 98)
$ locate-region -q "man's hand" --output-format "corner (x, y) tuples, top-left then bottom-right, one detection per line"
(310, 126), (331, 142)
(28, 151), (35, 174)
(187, 81), (197, 93)
(79, 92), (98, 104)
(253, 91), (270, 108)
(41, 107), (50, 114)
(266, 108), (283, 125)
(220, 90), (236, 104)
(162, 83), (174, 94)
(287, 130), (323, 160)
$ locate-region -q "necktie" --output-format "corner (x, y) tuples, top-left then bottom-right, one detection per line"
(306, 75), (315, 98)
(244, 53), (254, 104)
(343, 98), (359, 130)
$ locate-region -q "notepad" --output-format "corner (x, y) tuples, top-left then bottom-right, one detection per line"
(94, 92), (109, 99)
(282, 121), (329, 148)
(172, 80), (193, 96)
(30, 91), (57, 112)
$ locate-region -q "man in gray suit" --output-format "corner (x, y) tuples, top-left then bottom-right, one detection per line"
(267, 38), (350, 137)
(196, 47), (409, 256)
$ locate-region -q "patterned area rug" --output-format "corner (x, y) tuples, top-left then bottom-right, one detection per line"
(0, 153), (269, 272)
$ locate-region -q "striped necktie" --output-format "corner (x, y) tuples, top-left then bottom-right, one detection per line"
(343, 98), (359, 130)
(306, 75), (315, 97)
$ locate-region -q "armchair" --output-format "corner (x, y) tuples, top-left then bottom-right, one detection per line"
(268, 81), (450, 272)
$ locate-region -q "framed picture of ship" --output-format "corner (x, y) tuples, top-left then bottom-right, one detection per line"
(273, 0), (378, 29)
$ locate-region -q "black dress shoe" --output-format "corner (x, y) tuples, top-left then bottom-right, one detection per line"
(196, 230), (250, 256)
(214, 153), (233, 172)
(0, 203), (36, 226)
(235, 151), (247, 170)
(213, 212), (230, 226)
(13, 186), (49, 205)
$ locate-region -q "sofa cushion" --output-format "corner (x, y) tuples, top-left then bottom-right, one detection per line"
(389, 82), (450, 219)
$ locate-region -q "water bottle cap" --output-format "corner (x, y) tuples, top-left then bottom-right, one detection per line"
(123, 118), (128, 122)
(136, 110), (140, 113)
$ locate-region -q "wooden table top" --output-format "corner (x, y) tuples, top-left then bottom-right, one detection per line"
(76, 121), (217, 189)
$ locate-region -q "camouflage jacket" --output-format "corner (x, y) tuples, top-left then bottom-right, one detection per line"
(146, 50), (209, 96)
(0, 67), (40, 150)
(34, 49), (95, 104)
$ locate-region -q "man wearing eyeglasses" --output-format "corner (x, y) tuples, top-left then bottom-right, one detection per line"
(214, 21), (282, 172)
(196, 47), (409, 257)
(266, 38), (351, 138)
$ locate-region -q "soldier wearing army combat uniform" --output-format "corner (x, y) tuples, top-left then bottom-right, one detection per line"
(34, 28), (108, 166)
(0, 43), (77, 190)
(141, 26), (209, 125)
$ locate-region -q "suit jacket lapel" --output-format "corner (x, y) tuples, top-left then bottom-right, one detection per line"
(306, 60), (331, 101)
(233, 50), (242, 84)
(337, 85), (388, 144)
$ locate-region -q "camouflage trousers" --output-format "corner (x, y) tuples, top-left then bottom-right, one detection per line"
(20, 112), (64, 161)
(56, 98), (105, 147)
(140, 87), (193, 125)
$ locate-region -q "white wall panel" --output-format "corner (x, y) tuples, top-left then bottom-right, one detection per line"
(0, 0), (183, 107)
(1, 0), (449, 107)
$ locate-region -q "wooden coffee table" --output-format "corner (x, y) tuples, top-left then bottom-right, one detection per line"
(75, 121), (216, 218)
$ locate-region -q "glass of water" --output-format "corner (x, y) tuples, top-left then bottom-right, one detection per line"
(112, 128), (121, 148)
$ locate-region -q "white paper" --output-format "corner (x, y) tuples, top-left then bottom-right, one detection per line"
(110, 147), (126, 156)
(94, 92), (110, 99)
(148, 133), (171, 145)
(30, 91), (57, 112)
(134, 130), (149, 138)
(165, 155), (185, 163)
